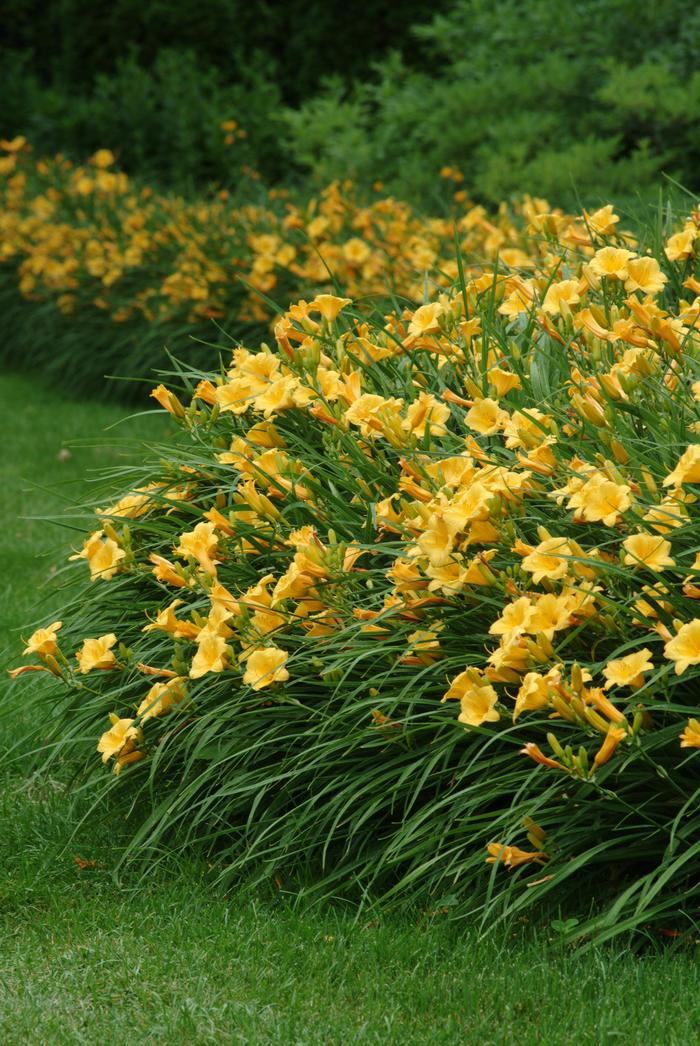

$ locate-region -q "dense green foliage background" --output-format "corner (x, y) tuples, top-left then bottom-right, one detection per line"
(3, 0), (700, 203)
(2, 0), (439, 104)
(1, 0), (446, 186)
(285, 0), (700, 207)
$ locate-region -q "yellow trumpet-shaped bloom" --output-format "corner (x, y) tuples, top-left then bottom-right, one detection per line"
(624, 257), (667, 295)
(76, 633), (118, 674)
(589, 246), (635, 280)
(310, 294), (352, 322)
(665, 227), (697, 262)
(174, 521), (221, 576)
(71, 530), (125, 581)
(512, 670), (557, 721)
(465, 398), (509, 436)
(442, 670), (500, 727)
(137, 677), (187, 722)
(143, 599), (200, 639)
(405, 301), (444, 340)
(189, 629), (230, 679)
(622, 533), (675, 571)
(680, 719), (700, 749)
(521, 537), (572, 584)
(567, 474), (632, 526)
(485, 842), (546, 868)
(603, 648), (653, 689)
(541, 279), (581, 315)
(664, 620), (700, 675)
(23, 620), (62, 657)
(97, 714), (142, 765)
(663, 445), (700, 488)
(242, 646), (290, 691)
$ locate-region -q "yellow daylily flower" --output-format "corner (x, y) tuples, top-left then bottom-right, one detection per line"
(405, 302), (444, 341)
(189, 629), (230, 679)
(90, 149), (115, 169)
(23, 620), (62, 657)
(465, 397), (509, 436)
(680, 719), (700, 749)
(149, 553), (187, 588)
(71, 530), (125, 581)
(624, 257), (667, 295)
(137, 677), (187, 722)
(97, 714), (142, 764)
(664, 620), (700, 675)
(512, 670), (557, 721)
(521, 537), (572, 584)
(584, 205), (620, 236)
(442, 669), (500, 727)
(485, 842), (546, 868)
(403, 392), (451, 438)
(541, 279), (581, 315)
(589, 246), (635, 280)
(665, 228), (697, 262)
(567, 473), (632, 526)
(76, 633), (118, 674)
(663, 446), (700, 488)
(174, 521), (221, 576)
(622, 533), (675, 571)
(488, 367), (522, 397)
(143, 599), (200, 639)
(242, 646), (290, 690)
(603, 648), (653, 689)
(310, 294), (352, 322)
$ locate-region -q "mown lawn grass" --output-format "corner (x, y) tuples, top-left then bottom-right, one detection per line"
(2, 371), (700, 1045)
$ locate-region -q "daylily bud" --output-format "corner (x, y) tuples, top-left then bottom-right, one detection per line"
(150, 384), (186, 419)
(593, 726), (626, 768)
(610, 438), (629, 465)
(521, 741), (568, 772)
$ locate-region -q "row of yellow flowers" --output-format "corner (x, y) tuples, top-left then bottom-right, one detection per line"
(1, 136), (577, 332)
(12, 189), (700, 882)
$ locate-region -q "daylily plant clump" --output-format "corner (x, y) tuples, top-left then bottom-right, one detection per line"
(12, 197), (700, 941)
(0, 137), (571, 388)
(0, 141), (539, 322)
(0, 140), (539, 323)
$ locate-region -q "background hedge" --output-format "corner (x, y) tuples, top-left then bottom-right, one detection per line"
(3, 0), (700, 204)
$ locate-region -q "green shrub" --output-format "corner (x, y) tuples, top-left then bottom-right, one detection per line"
(6, 0), (699, 204)
(2, 48), (284, 188)
(0, 0), (450, 188)
(1, 0), (447, 106)
(283, 0), (700, 207)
